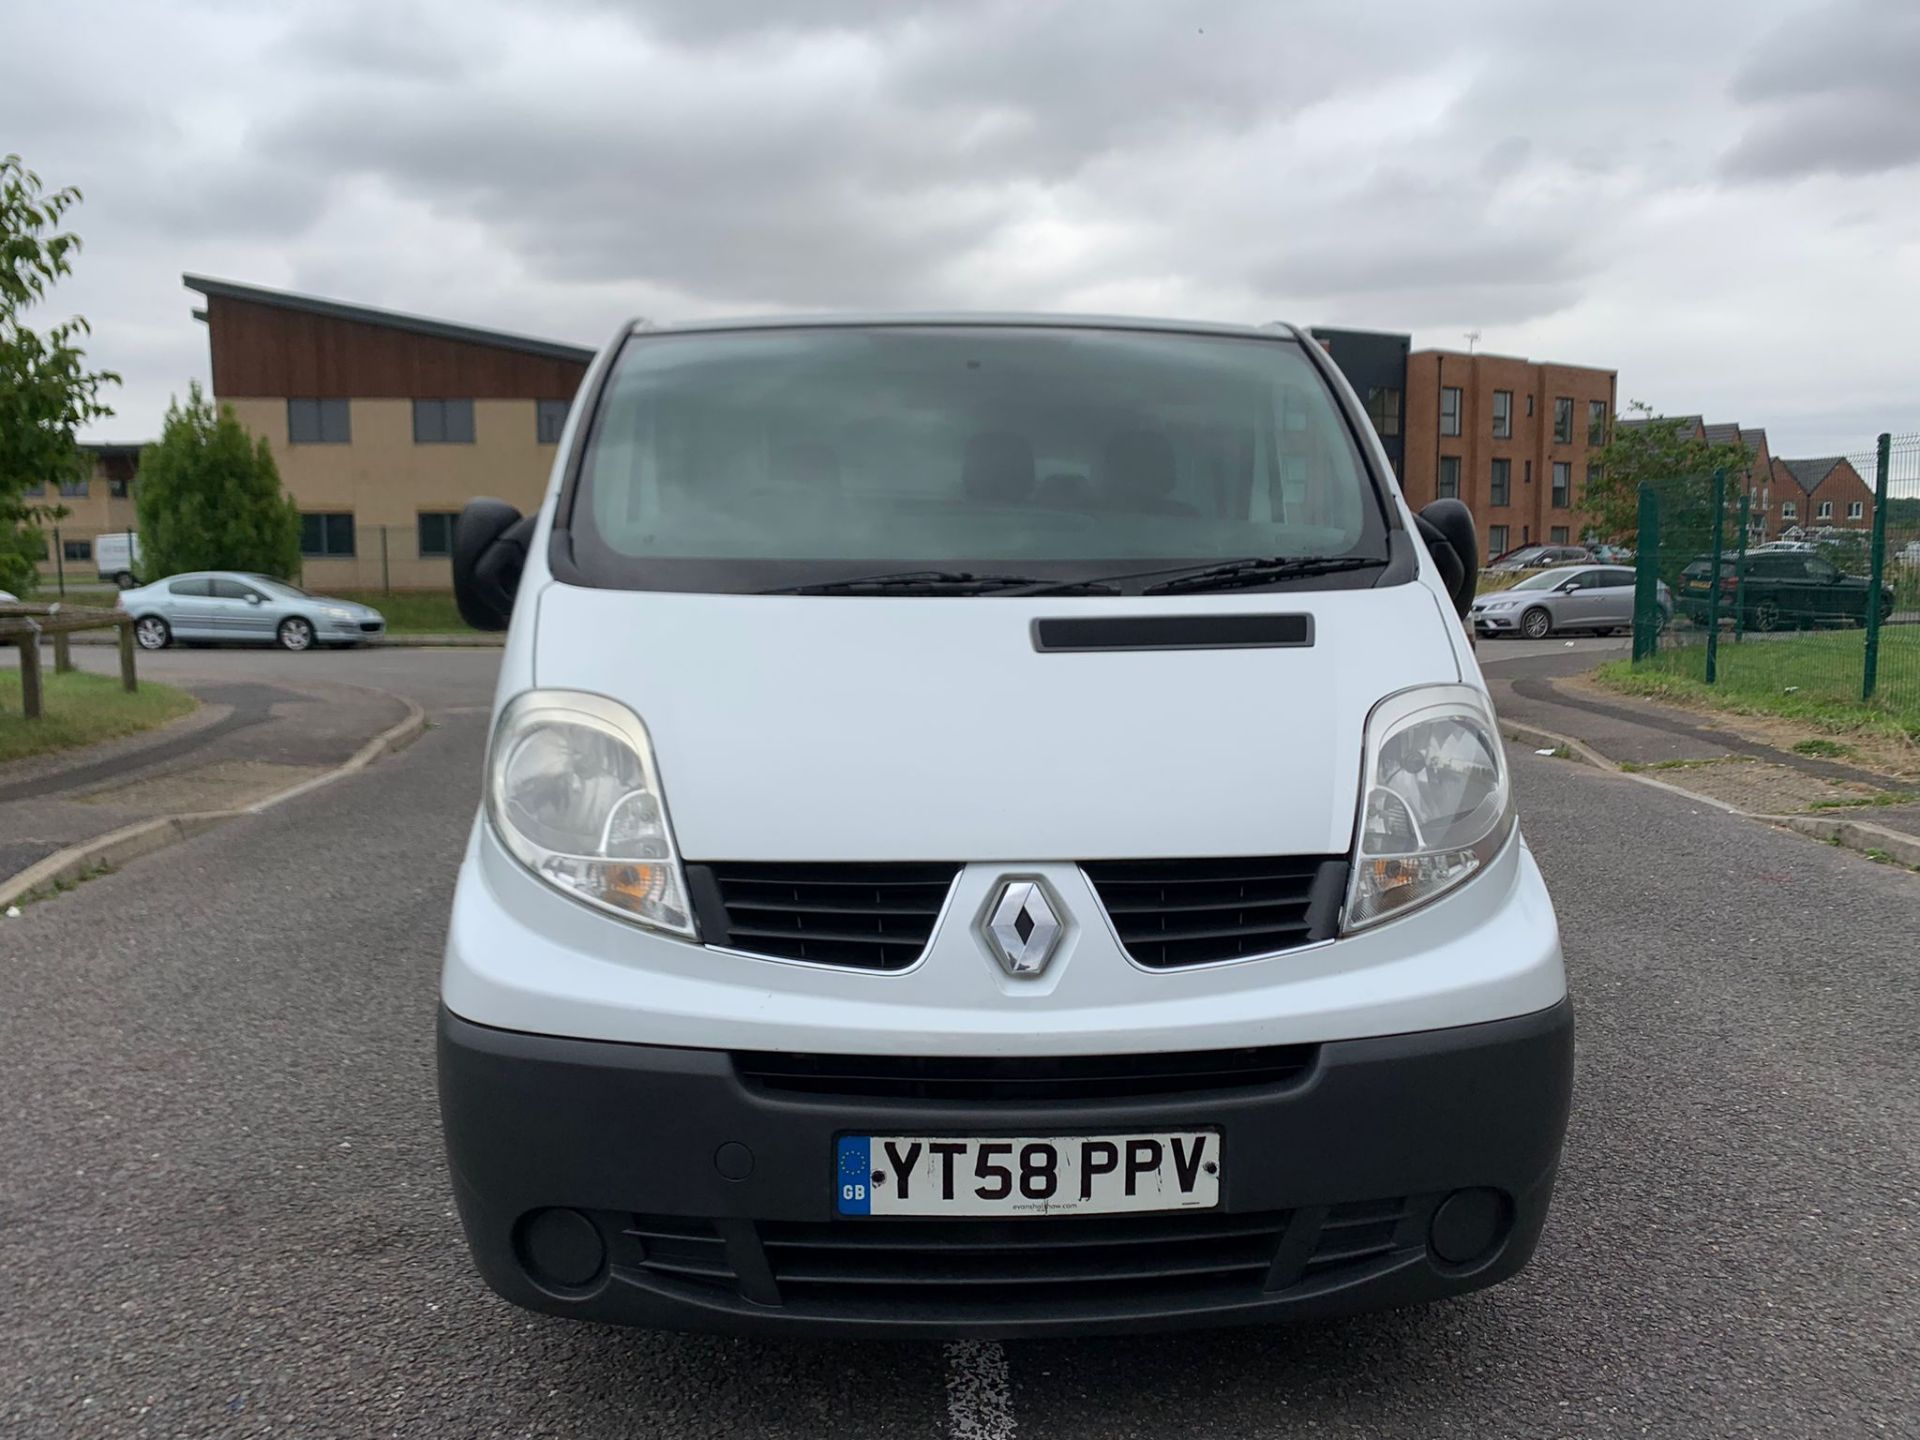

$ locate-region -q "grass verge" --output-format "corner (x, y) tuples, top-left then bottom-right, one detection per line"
(0, 670), (198, 764)
(1593, 628), (1920, 742)
(329, 590), (472, 635)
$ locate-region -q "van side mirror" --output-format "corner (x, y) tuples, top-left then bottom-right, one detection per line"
(453, 499), (535, 632)
(1414, 499), (1480, 619)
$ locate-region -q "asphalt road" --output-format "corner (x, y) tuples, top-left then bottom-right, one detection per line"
(2, 646), (1916, 1438)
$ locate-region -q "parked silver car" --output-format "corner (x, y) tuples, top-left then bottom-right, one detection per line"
(1470, 564), (1670, 639)
(119, 572), (385, 651)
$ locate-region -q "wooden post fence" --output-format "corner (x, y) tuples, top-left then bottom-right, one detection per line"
(0, 602), (138, 720)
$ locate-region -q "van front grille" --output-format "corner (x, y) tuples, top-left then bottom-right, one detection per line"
(1081, 855), (1348, 968)
(732, 1046), (1318, 1102)
(758, 1210), (1290, 1310)
(685, 861), (962, 971)
(589, 1198), (1427, 1321)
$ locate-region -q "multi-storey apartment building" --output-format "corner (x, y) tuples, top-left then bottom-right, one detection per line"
(1402, 351), (1618, 560)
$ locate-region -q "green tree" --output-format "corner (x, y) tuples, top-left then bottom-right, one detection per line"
(136, 383), (301, 580)
(0, 153), (120, 596)
(1581, 402), (1753, 585)
(1581, 402), (1753, 541)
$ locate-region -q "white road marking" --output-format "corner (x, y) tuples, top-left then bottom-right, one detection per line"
(944, 1339), (1016, 1439)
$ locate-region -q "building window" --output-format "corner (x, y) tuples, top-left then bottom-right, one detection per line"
(1553, 397), (1573, 444)
(63, 538), (92, 562)
(288, 398), (350, 444)
(1552, 462), (1571, 508)
(536, 399), (571, 445)
(1364, 386), (1401, 438)
(1439, 387), (1462, 437)
(1587, 462), (1601, 495)
(1490, 458), (1511, 507)
(413, 398), (476, 444)
(1550, 526), (1570, 544)
(1525, 394), (1535, 417)
(1817, 500), (1833, 519)
(109, 477), (130, 499)
(59, 477), (89, 498)
(1781, 500), (1797, 519)
(1438, 455), (1460, 499)
(1848, 500), (1864, 520)
(1588, 400), (1608, 445)
(1489, 524), (1510, 557)
(417, 511), (459, 558)
(299, 511), (356, 558)
(1492, 390), (1512, 439)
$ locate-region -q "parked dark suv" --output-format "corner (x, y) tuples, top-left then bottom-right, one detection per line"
(1487, 543), (1592, 572)
(1678, 550), (1895, 630)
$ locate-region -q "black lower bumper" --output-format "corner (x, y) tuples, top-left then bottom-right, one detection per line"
(437, 1001), (1574, 1338)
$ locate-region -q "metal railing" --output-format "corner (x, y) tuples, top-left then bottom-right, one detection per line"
(1629, 432), (1919, 727)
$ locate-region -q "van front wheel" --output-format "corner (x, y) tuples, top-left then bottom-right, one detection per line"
(112, 571), (137, 590)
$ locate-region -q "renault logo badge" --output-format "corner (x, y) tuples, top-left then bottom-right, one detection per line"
(983, 879), (1064, 976)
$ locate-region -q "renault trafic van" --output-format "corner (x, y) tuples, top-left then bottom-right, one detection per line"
(439, 316), (1572, 1338)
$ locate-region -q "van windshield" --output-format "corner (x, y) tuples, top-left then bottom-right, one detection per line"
(564, 325), (1390, 594)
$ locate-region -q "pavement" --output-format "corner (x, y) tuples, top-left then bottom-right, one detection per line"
(2, 645), (1917, 1437)
(1478, 636), (1920, 861)
(0, 651), (414, 890)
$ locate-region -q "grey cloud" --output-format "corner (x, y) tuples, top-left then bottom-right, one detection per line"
(1723, 100), (1920, 180)
(1721, 0), (1920, 179)
(273, 2), (480, 78)
(252, 0), (1491, 314)
(10, 0), (1919, 456)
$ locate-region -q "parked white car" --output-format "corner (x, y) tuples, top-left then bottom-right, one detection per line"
(435, 314), (1572, 1339)
(1898, 540), (1920, 570)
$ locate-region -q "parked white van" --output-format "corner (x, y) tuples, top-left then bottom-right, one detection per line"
(95, 530), (142, 588)
(439, 315), (1572, 1338)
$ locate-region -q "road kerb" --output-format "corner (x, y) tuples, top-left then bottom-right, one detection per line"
(1, 694), (427, 911)
(1498, 720), (1619, 771)
(1773, 814), (1920, 869)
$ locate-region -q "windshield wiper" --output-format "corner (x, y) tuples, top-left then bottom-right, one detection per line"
(1140, 555), (1388, 595)
(763, 570), (1117, 596)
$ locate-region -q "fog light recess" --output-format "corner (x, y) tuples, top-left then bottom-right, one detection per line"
(514, 1207), (607, 1291)
(1428, 1188), (1512, 1268)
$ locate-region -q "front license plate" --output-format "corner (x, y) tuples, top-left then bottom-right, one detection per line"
(835, 1132), (1221, 1217)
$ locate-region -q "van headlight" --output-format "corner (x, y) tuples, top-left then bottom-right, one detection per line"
(485, 690), (696, 938)
(1345, 684), (1514, 930)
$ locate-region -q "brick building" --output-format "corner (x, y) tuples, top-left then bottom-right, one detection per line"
(1772, 457), (1874, 532)
(1402, 350), (1618, 560)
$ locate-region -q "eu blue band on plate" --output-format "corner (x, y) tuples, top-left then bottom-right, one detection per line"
(836, 1135), (872, 1216)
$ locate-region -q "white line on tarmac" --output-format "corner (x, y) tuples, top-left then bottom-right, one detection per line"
(944, 1339), (1017, 1439)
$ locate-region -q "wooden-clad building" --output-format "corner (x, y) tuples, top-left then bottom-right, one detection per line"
(186, 274), (594, 590)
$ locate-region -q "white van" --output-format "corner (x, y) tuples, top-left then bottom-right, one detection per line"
(440, 316), (1572, 1338)
(95, 530), (143, 588)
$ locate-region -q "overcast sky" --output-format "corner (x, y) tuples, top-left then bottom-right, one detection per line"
(8, 0), (1918, 457)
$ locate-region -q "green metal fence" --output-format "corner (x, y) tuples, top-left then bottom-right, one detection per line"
(1630, 432), (1920, 735)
